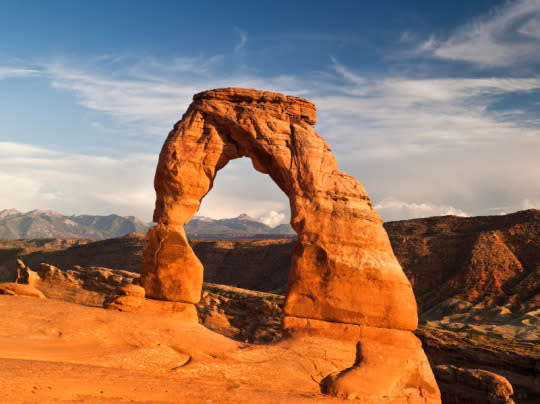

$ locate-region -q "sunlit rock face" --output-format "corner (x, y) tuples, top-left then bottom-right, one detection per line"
(140, 88), (440, 402)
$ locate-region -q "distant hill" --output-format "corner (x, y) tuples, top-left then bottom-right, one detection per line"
(0, 209), (295, 239)
(384, 209), (540, 312)
(0, 209), (149, 239)
(185, 214), (295, 238)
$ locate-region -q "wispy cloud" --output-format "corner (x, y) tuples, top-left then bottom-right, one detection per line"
(374, 199), (468, 221)
(3, 52), (540, 220)
(0, 141), (156, 220)
(313, 58), (540, 217)
(43, 60), (200, 135)
(314, 59), (540, 159)
(0, 67), (39, 79)
(425, 0), (540, 66)
(30, 56), (304, 136)
(234, 28), (248, 53)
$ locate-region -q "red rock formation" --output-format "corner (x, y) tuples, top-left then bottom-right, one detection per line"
(385, 209), (540, 311)
(140, 88), (439, 402)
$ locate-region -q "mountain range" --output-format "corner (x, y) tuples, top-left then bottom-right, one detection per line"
(0, 209), (149, 239)
(0, 209), (295, 239)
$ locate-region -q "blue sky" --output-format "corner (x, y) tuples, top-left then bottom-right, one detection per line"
(1, 0), (539, 224)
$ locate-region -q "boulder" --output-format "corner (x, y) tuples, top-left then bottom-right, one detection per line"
(103, 294), (198, 321)
(0, 282), (45, 298)
(15, 259), (40, 286)
(434, 365), (515, 404)
(115, 283), (146, 298)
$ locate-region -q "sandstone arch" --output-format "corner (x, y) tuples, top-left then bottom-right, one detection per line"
(140, 88), (440, 402)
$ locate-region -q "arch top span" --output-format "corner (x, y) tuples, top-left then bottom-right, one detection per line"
(192, 87), (317, 125)
(139, 88), (440, 402)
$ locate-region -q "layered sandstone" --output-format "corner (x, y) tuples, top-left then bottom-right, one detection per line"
(141, 88), (417, 327)
(139, 88), (439, 401)
(384, 209), (540, 312)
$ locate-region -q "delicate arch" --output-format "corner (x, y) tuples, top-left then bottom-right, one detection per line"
(139, 88), (440, 402)
(140, 88), (417, 330)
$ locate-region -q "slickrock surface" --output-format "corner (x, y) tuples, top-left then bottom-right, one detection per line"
(0, 282), (45, 298)
(2, 261), (534, 402)
(139, 88), (438, 402)
(0, 295), (354, 404)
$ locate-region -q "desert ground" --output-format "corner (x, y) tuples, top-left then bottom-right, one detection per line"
(0, 294), (361, 404)
(0, 246), (538, 403)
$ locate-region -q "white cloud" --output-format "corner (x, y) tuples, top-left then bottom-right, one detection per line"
(34, 57), (304, 136)
(374, 199), (468, 221)
(0, 67), (39, 79)
(521, 197), (540, 209)
(0, 141), (155, 221)
(427, 0), (540, 66)
(257, 210), (287, 227)
(234, 28), (248, 53)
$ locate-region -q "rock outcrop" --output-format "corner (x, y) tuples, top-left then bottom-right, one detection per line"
(140, 88), (439, 402)
(434, 365), (514, 404)
(384, 209), (540, 312)
(0, 282), (45, 298)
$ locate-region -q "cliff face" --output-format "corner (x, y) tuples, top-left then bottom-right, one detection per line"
(0, 235), (292, 290)
(385, 209), (540, 312)
(191, 239), (292, 294)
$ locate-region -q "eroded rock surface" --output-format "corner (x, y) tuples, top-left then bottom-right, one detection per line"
(434, 365), (514, 404)
(140, 88), (439, 402)
(1, 259), (529, 402)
